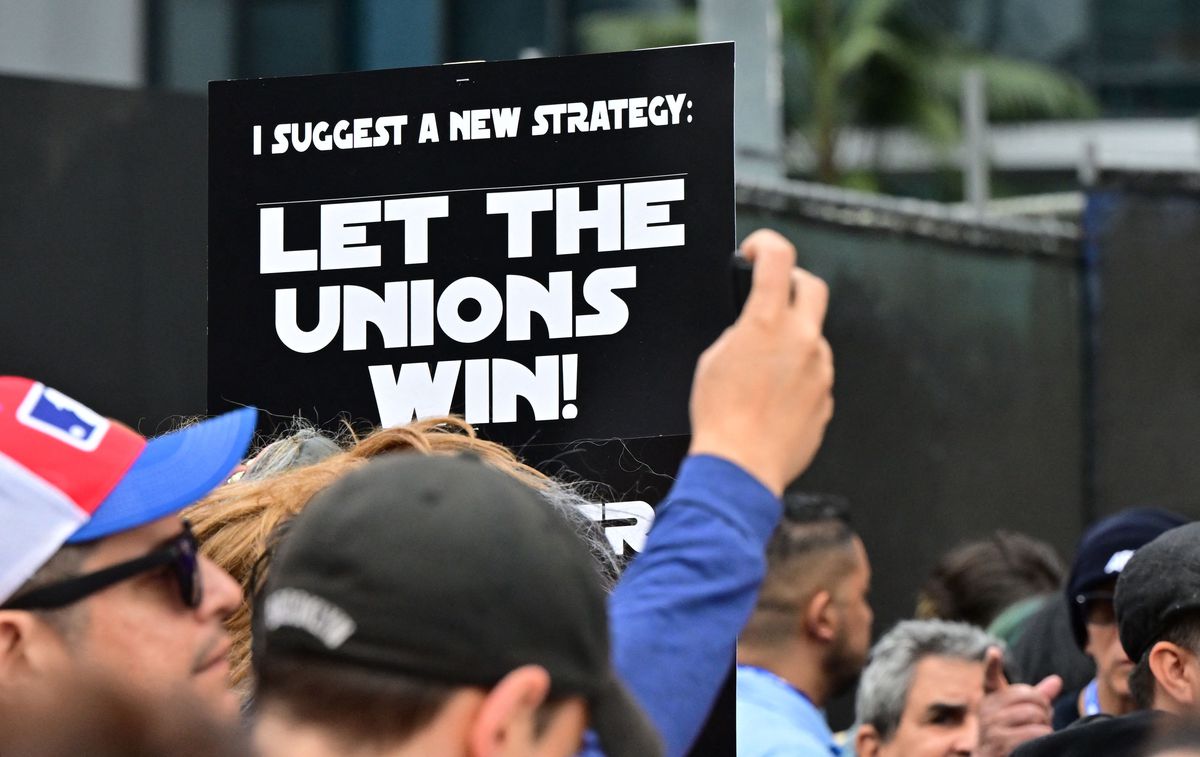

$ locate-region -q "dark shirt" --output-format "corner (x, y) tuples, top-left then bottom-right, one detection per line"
(1012, 710), (1165, 757)
(1005, 596), (1095, 691)
(1051, 687), (1081, 731)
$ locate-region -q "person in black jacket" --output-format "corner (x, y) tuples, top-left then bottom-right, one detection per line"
(1013, 522), (1200, 757)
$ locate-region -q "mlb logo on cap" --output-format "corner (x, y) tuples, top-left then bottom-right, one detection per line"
(17, 384), (110, 451)
(0, 377), (256, 605)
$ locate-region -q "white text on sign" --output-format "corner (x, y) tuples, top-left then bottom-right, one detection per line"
(258, 179), (685, 426)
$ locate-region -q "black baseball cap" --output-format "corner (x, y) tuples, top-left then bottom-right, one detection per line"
(1066, 507), (1188, 649)
(1115, 521), (1200, 662)
(254, 453), (663, 757)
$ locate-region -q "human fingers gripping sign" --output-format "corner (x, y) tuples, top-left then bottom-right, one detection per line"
(740, 229), (798, 318)
(743, 230), (834, 441)
(689, 229), (834, 496)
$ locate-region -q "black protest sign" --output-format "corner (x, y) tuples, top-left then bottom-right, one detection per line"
(209, 45), (736, 755)
(208, 44), (734, 453)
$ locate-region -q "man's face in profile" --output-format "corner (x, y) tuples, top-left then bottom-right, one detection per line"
(17, 517), (244, 722)
(1082, 581), (1133, 702)
(857, 655), (985, 757)
(827, 535), (874, 696)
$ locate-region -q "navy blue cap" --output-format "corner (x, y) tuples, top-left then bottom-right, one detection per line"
(1066, 507), (1188, 649)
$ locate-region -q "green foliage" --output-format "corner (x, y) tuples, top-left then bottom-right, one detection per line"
(932, 52), (1098, 121)
(576, 10), (698, 54)
(780, 0), (1098, 183)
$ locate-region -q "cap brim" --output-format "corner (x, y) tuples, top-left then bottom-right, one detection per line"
(590, 674), (664, 757)
(67, 407), (257, 543)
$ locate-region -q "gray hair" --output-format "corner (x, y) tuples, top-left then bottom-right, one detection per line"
(241, 424), (345, 482)
(855, 619), (997, 742)
(539, 481), (622, 591)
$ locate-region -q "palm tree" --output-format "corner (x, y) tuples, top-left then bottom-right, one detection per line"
(781, 0), (1098, 184)
(574, 0), (1097, 187)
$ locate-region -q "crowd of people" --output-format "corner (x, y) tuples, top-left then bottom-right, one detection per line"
(1, 228), (1198, 756)
(733, 487), (1200, 755)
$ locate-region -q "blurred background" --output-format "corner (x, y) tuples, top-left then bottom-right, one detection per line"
(5, 0), (1200, 732)
(8, 0), (1200, 196)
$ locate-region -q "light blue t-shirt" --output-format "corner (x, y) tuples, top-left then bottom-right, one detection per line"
(736, 664), (841, 756)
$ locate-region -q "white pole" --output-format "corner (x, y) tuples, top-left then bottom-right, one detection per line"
(962, 67), (990, 215)
(699, 0), (784, 179)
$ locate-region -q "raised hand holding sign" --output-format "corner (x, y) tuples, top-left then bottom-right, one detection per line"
(689, 229), (834, 495)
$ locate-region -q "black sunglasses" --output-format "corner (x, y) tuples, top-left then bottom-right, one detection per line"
(2, 522), (202, 611)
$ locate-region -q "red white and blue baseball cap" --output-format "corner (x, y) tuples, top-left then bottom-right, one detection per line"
(0, 377), (257, 604)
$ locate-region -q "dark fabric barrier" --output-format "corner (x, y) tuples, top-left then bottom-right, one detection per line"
(0, 75), (208, 433)
(737, 181), (1086, 727)
(1086, 174), (1200, 519)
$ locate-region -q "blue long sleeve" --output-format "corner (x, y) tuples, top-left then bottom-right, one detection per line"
(579, 454), (781, 757)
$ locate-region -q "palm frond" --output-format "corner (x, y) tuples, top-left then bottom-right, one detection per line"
(926, 52), (1098, 121)
(843, 0), (903, 39)
(909, 97), (960, 147)
(832, 25), (912, 77)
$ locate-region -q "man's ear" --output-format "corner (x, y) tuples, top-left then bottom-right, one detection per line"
(467, 665), (551, 757)
(1149, 641), (1199, 710)
(0, 610), (60, 681)
(855, 722), (882, 757)
(803, 590), (837, 643)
